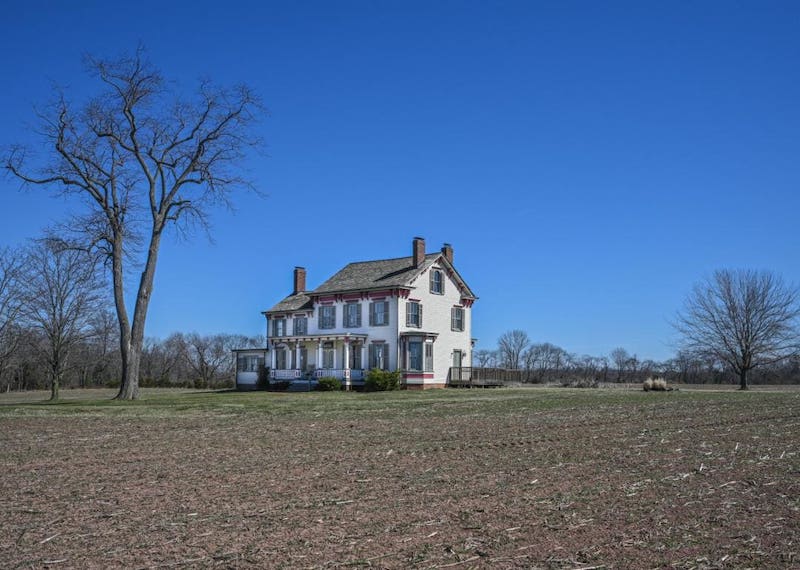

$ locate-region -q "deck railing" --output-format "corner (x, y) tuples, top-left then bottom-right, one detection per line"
(448, 367), (517, 387)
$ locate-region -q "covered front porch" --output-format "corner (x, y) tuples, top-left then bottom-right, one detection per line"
(269, 333), (369, 389)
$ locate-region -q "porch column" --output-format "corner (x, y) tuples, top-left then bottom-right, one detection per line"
(295, 342), (301, 372)
(270, 341), (276, 371)
(361, 343), (367, 371)
(343, 339), (351, 391)
(317, 340), (323, 371)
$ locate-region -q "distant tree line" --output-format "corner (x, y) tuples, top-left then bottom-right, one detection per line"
(474, 329), (800, 386)
(0, 243), (262, 395)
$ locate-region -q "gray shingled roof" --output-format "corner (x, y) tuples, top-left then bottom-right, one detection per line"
(265, 252), (476, 314)
(312, 253), (440, 294)
(264, 292), (313, 314)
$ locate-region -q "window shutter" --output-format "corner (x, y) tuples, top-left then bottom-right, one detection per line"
(332, 306), (336, 328)
(356, 304), (362, 327)
(382, 301), (388, 325)
(419, 304), (423, 328)
(430, 270), (434, 292)
(406, 303), (411, 326)
(451, 308), (455, 330)
(369, 302), (375, 326)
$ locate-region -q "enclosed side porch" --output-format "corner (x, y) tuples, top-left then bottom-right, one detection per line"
(269, 334), (369, 389)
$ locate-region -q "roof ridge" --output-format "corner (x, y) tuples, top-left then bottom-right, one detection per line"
(344, 252), (439, 266)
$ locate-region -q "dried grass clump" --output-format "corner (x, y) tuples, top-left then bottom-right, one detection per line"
(643, 377), (667, 391)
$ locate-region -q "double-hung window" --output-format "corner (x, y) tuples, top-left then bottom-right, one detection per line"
(408, 341), (423, 371)
(451, 307), (464, 331)
(319, 305), (336, 329)
(406, 301), (422, 328)
(272, 318), (286, 337)
(293, 316), (307, 335)
(369, 300), (389, 326)
(368, 343), (388, 370)
(430, 269), (444, 294)
(344, 302), (361, 328)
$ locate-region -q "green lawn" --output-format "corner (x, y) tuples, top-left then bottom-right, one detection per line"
(0, 384), (782, 418)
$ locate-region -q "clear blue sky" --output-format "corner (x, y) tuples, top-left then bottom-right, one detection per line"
(1, 1), (798, 361)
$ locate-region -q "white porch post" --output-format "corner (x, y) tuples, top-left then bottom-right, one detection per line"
(361, 344), (367, 371)
(343, 339), (351, 391)
(295, 342), (301, 372)
(317, 340), (323, 373)
(270, 342), (276, 372)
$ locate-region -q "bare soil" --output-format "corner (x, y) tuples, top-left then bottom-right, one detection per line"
(1, 388), (798, 569)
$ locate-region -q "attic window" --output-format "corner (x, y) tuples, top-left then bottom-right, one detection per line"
(430, 269), (444, 295)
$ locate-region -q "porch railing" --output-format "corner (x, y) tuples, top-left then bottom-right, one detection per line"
(271, 369), (365, 381)
(313, 369), (365, 381)
(271, 369), (301, 380)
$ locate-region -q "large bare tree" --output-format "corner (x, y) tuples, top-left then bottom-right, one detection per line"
(675, 269), (800, 390)
(5, 49), (262, 399)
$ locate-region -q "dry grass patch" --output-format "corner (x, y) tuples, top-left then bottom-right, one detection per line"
(0, 388), (798, 568)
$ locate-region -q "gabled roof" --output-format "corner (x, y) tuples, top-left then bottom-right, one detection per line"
(265, 251), (476, 314)
(312, 253), (440, 294)
(264, 292), (313, 314)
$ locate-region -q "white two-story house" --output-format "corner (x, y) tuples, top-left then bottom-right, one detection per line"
(261, 237), (476, 389)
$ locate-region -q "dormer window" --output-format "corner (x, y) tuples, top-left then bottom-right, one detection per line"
(430, 269), (444, 295)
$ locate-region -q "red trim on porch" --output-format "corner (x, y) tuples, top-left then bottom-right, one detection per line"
(402, 372), (435, 379)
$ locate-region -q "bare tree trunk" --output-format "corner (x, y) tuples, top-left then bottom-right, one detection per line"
(739, 369), (748, 391)
(50, 369), (60, 401)
(116, 230), (162, 400)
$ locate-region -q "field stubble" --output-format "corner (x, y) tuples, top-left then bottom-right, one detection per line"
(0, 388), (798, 569)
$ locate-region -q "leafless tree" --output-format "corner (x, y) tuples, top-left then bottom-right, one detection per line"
(675, 269), (800, 390)
(0, 248), (24, 383)
(5, 48), (263, 399)
(497, 329), (530, 369)
(472, 349), (496, 368)
(610, 347), (631, 382)
(20, 241), (104, 400)
(182, 332), (242, 388)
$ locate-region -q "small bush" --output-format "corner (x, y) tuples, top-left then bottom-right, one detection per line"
(364, 369), (401, 392)
(644, 377), (667, 391)
(316, 377), (342, 391)
(256, 367), (270, 391)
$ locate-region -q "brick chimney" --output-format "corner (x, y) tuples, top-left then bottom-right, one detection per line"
(293, 266), (306, 295)
(441, 243), (453, 264)
(412, 237), (425, 267)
